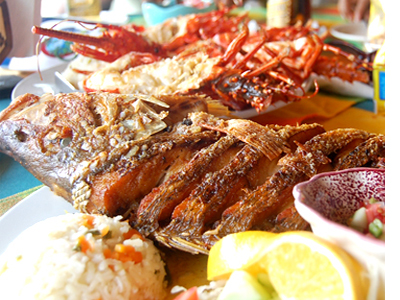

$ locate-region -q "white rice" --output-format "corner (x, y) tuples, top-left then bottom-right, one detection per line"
(0, 213), (167, 300)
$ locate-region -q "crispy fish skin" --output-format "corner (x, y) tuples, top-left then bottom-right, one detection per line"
(0, 93), (95, 201)
(163, 145), (262, 236)
(85, 130), (222, 216)
(209, 128), (373, 238)
(333, 134), (385, 170)
(135, 116), (320, 238)
(155, 123), (325, 241)
(133, 135), (239, 235)
(0, 92), (211, 214)
(189, 111), (291, 160)
(269, 204), (311, 233)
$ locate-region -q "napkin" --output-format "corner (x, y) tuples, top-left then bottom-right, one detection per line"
(250, 92), (356, 126)
(319, 107), (385, 135)
(250, 92), (384, 135)
(8, 54), (67, 72)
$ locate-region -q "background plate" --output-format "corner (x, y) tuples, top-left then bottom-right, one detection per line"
(11, 63), (69, 101)
(0, 187), (78, 255)
(330, 22), (368, 43)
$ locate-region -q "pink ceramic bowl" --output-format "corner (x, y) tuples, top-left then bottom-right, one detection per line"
(293, 168), (385, 298)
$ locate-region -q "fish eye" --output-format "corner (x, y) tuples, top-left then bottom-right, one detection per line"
(60, 137), (72, 148)
(15, 130), (28, 142)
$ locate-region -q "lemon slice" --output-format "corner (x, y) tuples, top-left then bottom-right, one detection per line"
(208, 231), (368, 300)
(207, 231), (277, 281)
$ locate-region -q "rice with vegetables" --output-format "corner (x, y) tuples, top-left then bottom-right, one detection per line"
(0, 213), (167, 300)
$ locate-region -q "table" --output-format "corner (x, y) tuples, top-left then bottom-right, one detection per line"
(0, 3), (385, 216)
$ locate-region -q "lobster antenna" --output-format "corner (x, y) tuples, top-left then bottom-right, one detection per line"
(32, 19), (75, 81)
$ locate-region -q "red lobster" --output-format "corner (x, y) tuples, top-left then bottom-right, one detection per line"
(211, 22), (372, 85)
(80, 25), (321, 111)
(31, 10), (372, 112)
(31, 7), (246, 62)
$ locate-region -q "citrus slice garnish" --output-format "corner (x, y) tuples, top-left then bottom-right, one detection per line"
(208, 231), (368, 300)
(207, 231), (277, 281)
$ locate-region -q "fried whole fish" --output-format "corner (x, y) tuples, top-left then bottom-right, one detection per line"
(0, 92), (211, 216)
(0, 93), (385, 254)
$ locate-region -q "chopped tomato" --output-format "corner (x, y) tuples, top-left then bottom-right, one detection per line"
(365, 202), (385, 224)
(172, 287), (199, 300)
(348, 199), (385, 240)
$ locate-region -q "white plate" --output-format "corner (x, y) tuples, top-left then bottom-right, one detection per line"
(330, 22), (368, 43)
(11, 63), (69, 101)
(230, 101), (288, 118)
(0, 187), (78, 255)
(313, 74), (373, 99)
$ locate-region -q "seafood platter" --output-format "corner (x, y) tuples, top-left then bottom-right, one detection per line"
(0, 6), (384, 300)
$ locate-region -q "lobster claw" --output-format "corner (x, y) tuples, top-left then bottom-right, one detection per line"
(32, 22), (164, 63)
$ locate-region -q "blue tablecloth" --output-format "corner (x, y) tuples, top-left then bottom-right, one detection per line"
(0, 98), (42, 199)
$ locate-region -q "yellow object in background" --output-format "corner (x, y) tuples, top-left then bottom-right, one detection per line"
(267, 0), (292, 28)
(67, 0), (101, 17)
(368, 0), (385, 115)
(373, 40), (385, 115)
(367, 0), (385, 51)
(266, 0), (311, 28)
